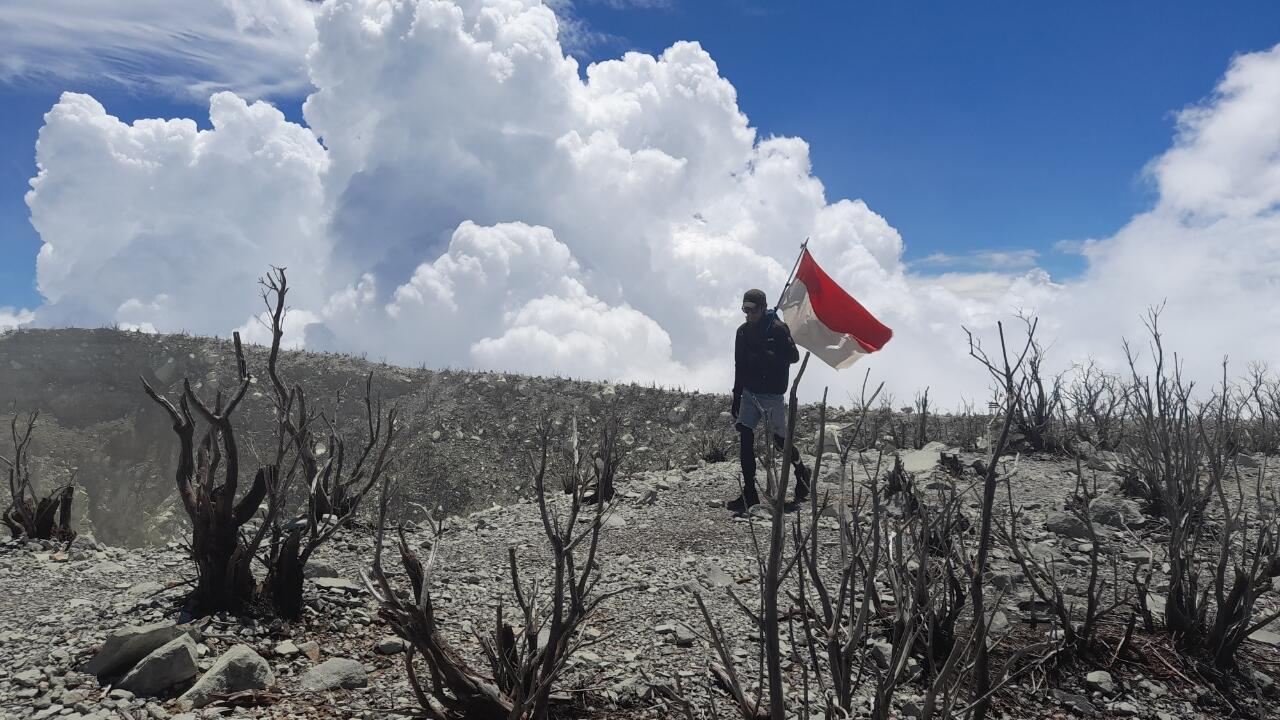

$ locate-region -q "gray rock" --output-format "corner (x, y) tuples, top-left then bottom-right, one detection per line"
(118, 635), (198, 696)
(1085, 669), (1116, 695)
(698, 560), (734, 588)
(898, 447), (941, 475)
(273, 640), (299, 656)
(1108, 700), (1139, 716)
(1044, 511), (1090, 540)
(374, 637), (405, 655)
(14, 668), (43, 687)
(311, 577), (360, 592)
(303, 560), (341, 579)
(1249, 627), (1280, 646)
(300, 658), (368, 691)
(1053, 690), (1096, 714)
(1089, 495), (1144, 528)
(81, 623), (189, 679)
(178, 644), (273, 709)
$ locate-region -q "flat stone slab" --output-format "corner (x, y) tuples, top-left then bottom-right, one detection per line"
(81, 622), (189, 679)
(118, 635), (198, 696)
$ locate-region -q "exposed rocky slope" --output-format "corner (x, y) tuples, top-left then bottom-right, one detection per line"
(0, 328), (734, 547)
(3, 446), (1278, 719)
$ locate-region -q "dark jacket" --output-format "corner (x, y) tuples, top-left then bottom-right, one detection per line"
(733, 310), (800, 399)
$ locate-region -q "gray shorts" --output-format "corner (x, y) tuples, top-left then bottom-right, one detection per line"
(737, 389), (788, 438)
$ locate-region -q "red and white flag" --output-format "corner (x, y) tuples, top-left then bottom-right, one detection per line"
(778, 249), (892, 369)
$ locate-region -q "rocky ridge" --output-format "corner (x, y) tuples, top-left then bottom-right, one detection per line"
(0, 328), (735, 547)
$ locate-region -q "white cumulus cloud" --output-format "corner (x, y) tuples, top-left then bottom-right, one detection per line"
(16, 2), (1280, 409)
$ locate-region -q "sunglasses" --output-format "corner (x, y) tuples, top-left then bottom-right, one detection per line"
(742, 305), (760, 313)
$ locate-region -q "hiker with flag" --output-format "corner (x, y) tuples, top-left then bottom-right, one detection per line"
(726, 243), (893, 513)
(726, 288), (811, 512)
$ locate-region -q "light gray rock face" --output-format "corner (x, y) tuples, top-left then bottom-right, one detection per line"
(81, 622), (189, 679)
(118, 635), (198, 696)
(1086, 669), (1116, 695)
(1088, 495), (1144, 528)
(300, 658), (368, 691)
(178, 644), (273, 709)
(898, 445), (943, 475)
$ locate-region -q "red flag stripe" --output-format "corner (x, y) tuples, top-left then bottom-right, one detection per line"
(793, 249), (892, 352)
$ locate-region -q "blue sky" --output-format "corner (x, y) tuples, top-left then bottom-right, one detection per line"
(3, 1), (1277, 311)
(2, 1), (1279, 403)
(563, 1), (1280, 273)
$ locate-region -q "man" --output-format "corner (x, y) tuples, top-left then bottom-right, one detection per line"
(727, 288), (811, 512)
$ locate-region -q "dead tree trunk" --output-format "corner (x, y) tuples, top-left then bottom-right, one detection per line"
(2, 411), (78, 542)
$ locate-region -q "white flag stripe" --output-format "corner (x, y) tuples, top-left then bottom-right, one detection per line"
(779, 278), (869, 369)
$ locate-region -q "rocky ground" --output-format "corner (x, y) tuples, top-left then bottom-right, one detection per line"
(3, 442), (1280, 720)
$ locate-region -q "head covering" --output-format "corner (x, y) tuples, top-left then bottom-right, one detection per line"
(742, 289), (767, 309)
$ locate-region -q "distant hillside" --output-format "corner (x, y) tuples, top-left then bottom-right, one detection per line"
(0, 328), (737, 546)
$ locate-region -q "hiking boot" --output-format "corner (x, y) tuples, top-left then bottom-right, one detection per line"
(792, 464), (810, 504)
(726, 488), (761, 513)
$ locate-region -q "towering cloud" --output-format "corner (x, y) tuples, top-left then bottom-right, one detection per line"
(17, 1), (1280, 405)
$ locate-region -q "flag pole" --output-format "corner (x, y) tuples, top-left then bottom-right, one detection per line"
(773, 237), (809, 313)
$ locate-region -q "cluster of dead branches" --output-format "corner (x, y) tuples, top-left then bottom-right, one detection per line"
(2, 410), (76, 542)
(363, 412), (628, 719)
(682, 317), (1059, 720)
(1122, 309), (1280, 672)
(141, 267), (397, 617)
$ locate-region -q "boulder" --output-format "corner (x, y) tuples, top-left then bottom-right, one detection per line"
(1089, 495), (1144, 529)
(118, 635), (198, 696)
(1085, 670), (1116, 695)
(178, 644), (273, 709)
(303, 561), (341, 579)
(374, 637), (405, 655)
(1044, 511), (1090, 540)
(898, 447), (941, 475)
(300, 658), (368, 691)
(81, 622), (189, 679)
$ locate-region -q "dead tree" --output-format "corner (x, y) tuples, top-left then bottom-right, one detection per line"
(691, 356), (811, 719)
(913, 387), (931, 449)
(142, 267), (398, 617)
(1125, 309), (1280, 671)
(363, 414), (624, 719)
(996, 454), (1130, 652)
(1064, 359), (1128, 451)
(142, 360), (261, 614)
(256, 269), (398, 618)
(791, 373), (882, 718)
(964, 318), (1037, 720)
(1011, 316), (1062, 453)
(1, 410), (77, 542)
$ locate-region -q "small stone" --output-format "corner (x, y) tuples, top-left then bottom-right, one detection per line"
(1108, 700), (1140, 716)
(298, 641), (321, 662)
